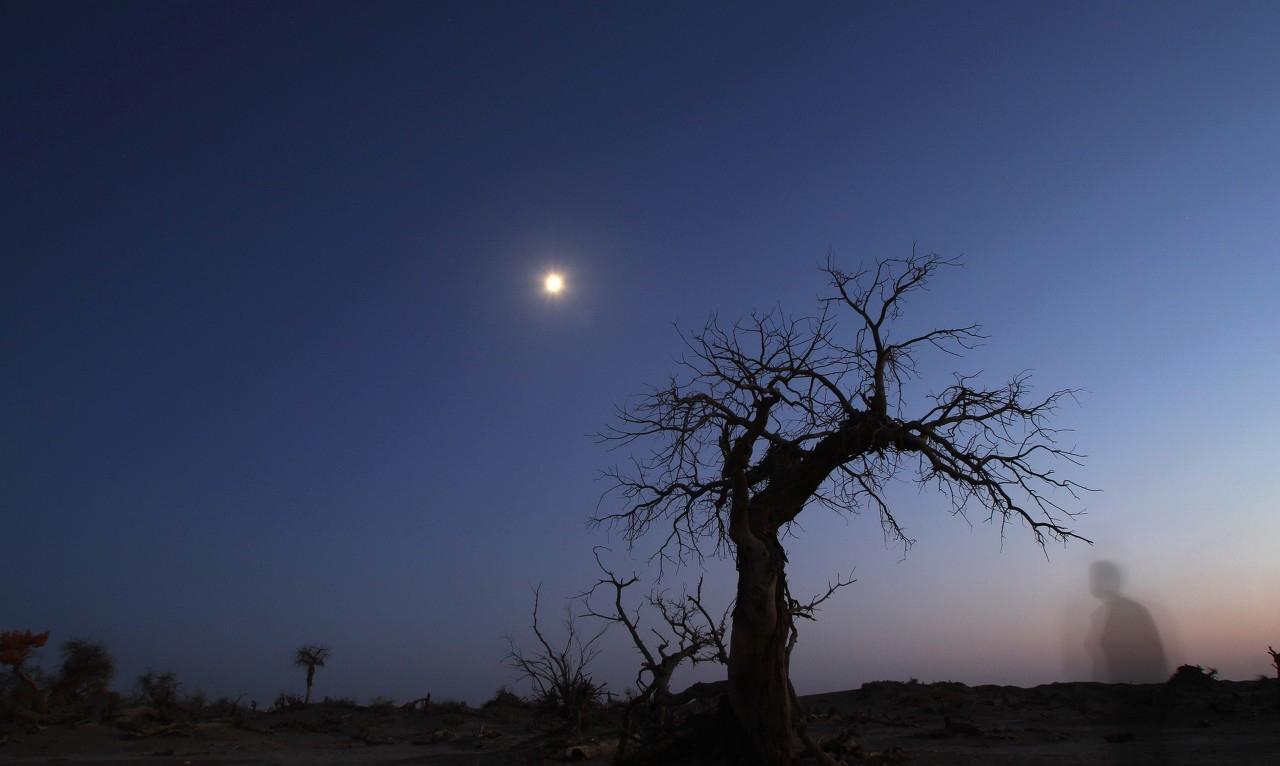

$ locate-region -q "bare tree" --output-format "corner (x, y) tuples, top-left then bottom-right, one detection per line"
(505, 585), (607, 731)
(596, 253), (1090, 764)
(293, 645), (330, 706)
(580, 549), (728, 745)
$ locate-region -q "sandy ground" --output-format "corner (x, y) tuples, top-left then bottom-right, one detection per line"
(1, 679), (1277, 764)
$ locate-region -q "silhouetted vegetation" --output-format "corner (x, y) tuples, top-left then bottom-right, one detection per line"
(271, 692), (306, 711)
(293, 644), (330, 706)
(53, 639), (115, 700)
(1269, 646), (1280, 709)
(1, 630), (50, 713)
(3, 625), (1278, 764)
(134, 670), (180, 718)
(482, 686), (526, 711)
(505, 586), (607, 731)
(579, 549), (729, 756)
(206, 694), (252, 725)
(425, 697), (470, 716)
(47, 639), (118, 721)
(598, 254), (1091, 764)
(1168, 664), (1219, 689)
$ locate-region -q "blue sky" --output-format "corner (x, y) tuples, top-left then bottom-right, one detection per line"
(3, 1), (1278, 703)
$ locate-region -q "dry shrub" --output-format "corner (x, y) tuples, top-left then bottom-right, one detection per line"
(134, 671), (178, 708)
(432, 698), (471, 715)
(1168, 664), (1218, 689)
(483, 686), (526, 710)
(506, 586), (607, 731)
(271, 692), (305, 711)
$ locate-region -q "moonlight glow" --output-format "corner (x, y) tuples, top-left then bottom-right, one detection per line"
(544, 272), (565, 294)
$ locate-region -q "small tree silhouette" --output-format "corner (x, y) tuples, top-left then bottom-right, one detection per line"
(293, 645), (330, 705)
(53, 639), (116, 705)
(54, 643), (115, 701)
(134, 670), (180, 717)
(1, 629), (50, 712)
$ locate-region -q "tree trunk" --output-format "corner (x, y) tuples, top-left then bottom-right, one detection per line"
(15, 669), (47, 714)
(304, 666), (315, 705)
(727, 535), (795, 765)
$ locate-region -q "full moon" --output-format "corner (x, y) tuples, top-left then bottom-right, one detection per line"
(544, 272), (565, 294)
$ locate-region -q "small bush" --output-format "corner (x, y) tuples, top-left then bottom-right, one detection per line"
(431, 698), (471, 715)
(183, 689), (208, 717)
(534, 676), (606, 727)
(134, 671), (180, 714)
(482, 686), (525, 710)
(505, 587), (608, 731)
(271, 692), (305, 711)
(93, 689), (122, 722)
(1168, 664), (1219, 688)
(208, 696), (246, 717)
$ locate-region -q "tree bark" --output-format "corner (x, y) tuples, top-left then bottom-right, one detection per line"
(727, 534), (795, 765)
(304, 666), (315, 705)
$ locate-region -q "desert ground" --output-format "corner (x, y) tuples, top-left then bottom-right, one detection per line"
(1, 675), (1277, 765)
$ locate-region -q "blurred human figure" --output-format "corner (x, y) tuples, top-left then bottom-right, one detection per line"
(1089, 560), (1168, 683)
(1088, 560), (1169, 765)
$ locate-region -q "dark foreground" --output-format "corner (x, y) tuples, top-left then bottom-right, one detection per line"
(1, 679), (1277, 765)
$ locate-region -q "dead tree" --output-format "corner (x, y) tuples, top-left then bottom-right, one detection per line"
(597, 254), (1090, 765)
(580, 549), (729, 755)
(293, 645), (330, 706)
(506, 585), (607, 731)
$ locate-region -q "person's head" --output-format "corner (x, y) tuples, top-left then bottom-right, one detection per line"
(1090, 560), (1124, 599)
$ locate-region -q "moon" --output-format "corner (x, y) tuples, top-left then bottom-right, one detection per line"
(544, 272), (565, 294)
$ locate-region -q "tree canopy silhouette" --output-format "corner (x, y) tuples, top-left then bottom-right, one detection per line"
(1, 629), (50, 712)
(597, 253), (1091, 765)
(54, 639), (115, 703)
(293, 645), (330, 706)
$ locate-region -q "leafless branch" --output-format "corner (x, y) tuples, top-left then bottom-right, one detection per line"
(505, 585), (607, 731)
(579, 549), (728, 707)
(595, 252), (1093, 565)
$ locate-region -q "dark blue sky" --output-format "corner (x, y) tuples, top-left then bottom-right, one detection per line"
(4, 1), (1279, 703)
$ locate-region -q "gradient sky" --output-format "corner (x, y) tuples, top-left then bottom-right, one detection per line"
(4, 1), (1279, 705)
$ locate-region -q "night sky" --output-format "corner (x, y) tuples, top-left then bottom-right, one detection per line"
(4, 1), (1279, 705)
